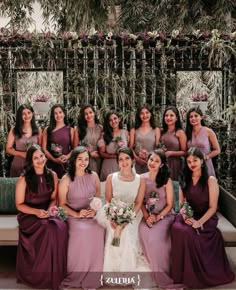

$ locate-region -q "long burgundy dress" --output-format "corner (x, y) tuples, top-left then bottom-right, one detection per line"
(16, 174), (68, 290)
(161, 130), (182, 181)
(171, 180), (235, 288)
(47, 126), (72, 178)
(61, 173), (105, 289)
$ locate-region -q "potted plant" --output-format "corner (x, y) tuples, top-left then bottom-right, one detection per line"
(190, 92), (209, 114)
(33, 93), (50, 115)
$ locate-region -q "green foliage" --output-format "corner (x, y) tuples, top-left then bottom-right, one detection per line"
(0, 0), (235, 32)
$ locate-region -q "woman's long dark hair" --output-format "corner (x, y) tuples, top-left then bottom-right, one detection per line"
(103, 111), (123, 145)
(67, 146), (92, 181)
(77, 104), (99, 141)
(186, 107), (206, 141)
(162, 106), (182, 133)
(13, 104), (39, 138)
(24, 144), (54, 193)
(179, 147), (209, 193)
(134, 104), (156, 129)
(148, 149), (170, 188)
(47, 104), (68, 147)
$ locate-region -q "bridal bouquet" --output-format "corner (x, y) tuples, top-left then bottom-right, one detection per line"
(48, 206), (68, 221)
(104, 198), (136, 247)
(146, 191), (159, 214)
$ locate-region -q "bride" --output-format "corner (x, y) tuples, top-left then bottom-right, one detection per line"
(96, 147), (151, 278)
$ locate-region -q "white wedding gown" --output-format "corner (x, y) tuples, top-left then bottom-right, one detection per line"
(96, 172), (150, 273)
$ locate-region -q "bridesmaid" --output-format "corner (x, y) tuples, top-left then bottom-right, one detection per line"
(42, 104), (74, 178)
(59, 146), (105, 289)
(186, 107), (220, 176)
(160, 106), (187, 181)
(171, 147), (234, 288)
(73, 104), (103, 175)
(6, 104), (42, 177)
(129, 104), (161, 174)
(139, 150), (183, 290)
(98, 110), (129, 181)
(15, 144), (67, 290)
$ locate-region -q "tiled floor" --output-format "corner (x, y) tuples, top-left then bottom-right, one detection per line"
(0, 246), (235, 290)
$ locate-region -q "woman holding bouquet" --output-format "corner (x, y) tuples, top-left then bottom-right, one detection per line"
(171, 147), (234, 288)
(129, 104), (161, 174)
(73, 104), (103, 175)
(42, 104), (74, 178)
(96, 147), (149, 275)
(98, 110), (129, 181)
(139, 149), (183, 290)
(15, 144), (68, 290)
(6, 104), (42, 177)
(59, 146), (105, 289)
(160, 106), (187, 181)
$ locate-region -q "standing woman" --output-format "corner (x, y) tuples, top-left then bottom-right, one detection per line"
(6, 104), (42, 177)
(15, 144), (68, 290)
(139, 150), (182, 290)
(129, 104), (161, 174)
(42, 104), (74, 178)
(98, 110), (129, 181)
(73, 104), (102, 175)
(59, 146), (105, 289)
(171, 147), (234, 289)
(160, 106), (187, 181)
(186, 107), (220, 176)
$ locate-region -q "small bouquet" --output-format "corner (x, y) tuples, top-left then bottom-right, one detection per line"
(79, 140), (93, 152)
(155, 141), (167, 152)
(113, 136), (125, 152)
(48, 206), (68, 221)
(89, 196), (103, 212)
(51, 143), (63, 157)
(146, 191), (159, 214)
(180, 200), (200, 234)
(136, 143), (148, 161)
(24, 141), (34, 150)
(104, 198), (136, 247)
(179, 200), (193, 220)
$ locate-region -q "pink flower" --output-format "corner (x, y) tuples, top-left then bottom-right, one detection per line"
(49, 206), (59, 216)
(90, 197), (102, 211)
(117, 140), (125, 148)
(180, 208), (186, 215)
(147, 198), (157, 206)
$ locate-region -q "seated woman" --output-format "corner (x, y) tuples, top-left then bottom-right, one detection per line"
(171, 147), (235, 289)
(96, 147), (149, 275)
(139, 149), (183, 290)
(15, 144), (67, 290)
(59, 146), (105, 289)
(6, 104), (42, 177)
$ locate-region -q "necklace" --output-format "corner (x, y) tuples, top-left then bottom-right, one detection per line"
(119, 171), (134, 178)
